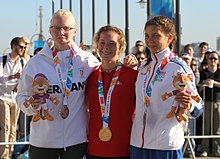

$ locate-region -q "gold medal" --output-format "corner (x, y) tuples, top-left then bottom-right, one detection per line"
(144, 96), (150, 107)
(99, 127), (112, 142)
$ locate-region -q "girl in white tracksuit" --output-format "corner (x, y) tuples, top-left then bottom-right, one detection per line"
(16, 9), (100, 159)
(130, 16), (203, 159)
(16, 40), (100, 158)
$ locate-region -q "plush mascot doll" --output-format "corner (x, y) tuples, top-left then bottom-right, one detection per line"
(161, 72), (201, 122)
(23, 73), (60, 122)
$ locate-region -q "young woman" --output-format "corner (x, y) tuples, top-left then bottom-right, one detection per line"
(86, 25), (138, 159)
(130, 16), (203, 159)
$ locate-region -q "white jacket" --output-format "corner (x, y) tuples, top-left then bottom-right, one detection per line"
(0, 55), (27, 103)
(16, 41), (100, 148)
(130, 47), (203, 150)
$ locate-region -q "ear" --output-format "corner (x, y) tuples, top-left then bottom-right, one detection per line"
(167, 34), (173, 44)
(73, 28), (77, 35)
(49, 27), (52, 35)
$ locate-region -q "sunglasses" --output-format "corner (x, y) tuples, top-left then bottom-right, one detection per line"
(137, 57), (145, 60)
(136, 44), (143, 47)
(209, 57), (218, 61)
(191, 64), (197, 66)
(17, 45), (26, 49)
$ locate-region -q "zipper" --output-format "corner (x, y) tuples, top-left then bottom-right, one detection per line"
(141, 111), (146, 148)
(63, 118), (66, 151)
(141, 54), (158, 148)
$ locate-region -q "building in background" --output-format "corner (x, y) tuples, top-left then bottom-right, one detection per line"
(216, 37), (220, 52)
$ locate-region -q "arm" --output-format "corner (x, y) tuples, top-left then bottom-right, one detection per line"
(176, 67), (204, 118)
(49, 95), (60, 106)
(213, 80), (220, 88)
(161, 92), (173, 101)
(16, 65), (36, 116)
(123, 54), (138, 69)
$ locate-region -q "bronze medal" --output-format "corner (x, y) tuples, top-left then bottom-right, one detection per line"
(59, 105), (69, 119)
(99, 127), (112, 142)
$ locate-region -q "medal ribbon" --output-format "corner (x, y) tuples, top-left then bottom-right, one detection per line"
(52, 47), (74, 109)
(98, 62), (122, 128)
(143, 51), (174, 105)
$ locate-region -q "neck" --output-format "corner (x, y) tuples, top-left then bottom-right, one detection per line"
(54, 44), (71, 52)
(101, 60), (118, 73)
(198, 52), (204, 58)
(10, 51), (20, 62)
(208, 65), (217, 73)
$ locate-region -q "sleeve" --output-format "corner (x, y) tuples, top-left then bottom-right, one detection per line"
(0, 56), (10, 83)
(185, 67), (204, 118)
(16, 63), (36, 116)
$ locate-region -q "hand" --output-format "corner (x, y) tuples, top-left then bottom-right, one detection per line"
(14, 72), (21, 79)
(31, 98), (43, 110)
(12, 84), (18, 92)
(8, 71), (21, 80)
(175, 91), (192, 110)
(123, 54), (138, 68)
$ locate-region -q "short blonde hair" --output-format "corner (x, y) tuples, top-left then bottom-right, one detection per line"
(50, 9), (77, 28)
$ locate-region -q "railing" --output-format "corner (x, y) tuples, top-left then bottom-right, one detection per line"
(183, 84), (220, 159)
(0, 84), (219, 159)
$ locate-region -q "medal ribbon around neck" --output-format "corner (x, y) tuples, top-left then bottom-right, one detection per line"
(143, 51), (174, 107)
(52, 46), (74, 119)
(98, 62), (122, 128)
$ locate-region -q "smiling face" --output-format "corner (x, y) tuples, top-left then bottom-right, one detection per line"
(173, 73), (190, 91)
(32, 77), (49, 94)
(144, 16), (176, 54)
(145, 26), (173, 54)
(97, 30), (121, 62)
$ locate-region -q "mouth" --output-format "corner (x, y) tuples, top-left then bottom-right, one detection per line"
(179, 84), (186, 87)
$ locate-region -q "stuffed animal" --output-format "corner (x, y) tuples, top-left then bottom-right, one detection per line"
(23, 73), (59, 122)
(161, 72), (201, 122)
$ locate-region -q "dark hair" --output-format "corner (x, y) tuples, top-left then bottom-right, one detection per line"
(199, 42), (208, 48)
(144, 16), (176, 47)
(135, 40), (144, 45)
(10, 37), (25, 49)
(34, 47), (43, 55)
(184, 44), (193, 51)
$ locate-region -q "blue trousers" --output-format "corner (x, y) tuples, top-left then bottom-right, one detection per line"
(130, 145), (183, 159)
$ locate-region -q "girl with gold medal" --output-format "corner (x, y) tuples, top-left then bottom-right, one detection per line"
(86, 25), (138, 159)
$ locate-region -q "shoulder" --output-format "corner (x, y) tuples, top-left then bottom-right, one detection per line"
(170, 56), (192, 74)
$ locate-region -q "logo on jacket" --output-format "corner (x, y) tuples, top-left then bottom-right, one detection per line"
(154, 71), (166, 82)
(79, 67), (84, 78)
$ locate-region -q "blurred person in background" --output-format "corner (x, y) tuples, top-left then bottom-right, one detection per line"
(191, 58), (200, 85)
(184, 44), (195, 58)
(200, 48), (213, 71)
(0, 37), (27, 159)
(22, 37), (32, 61)
(181, 54), (192, 66)
(33, 47), (43, 55)
(135, 51), (147, 69)
(197, 51), (220, 157)
(132, 40), (145, 55)
(194, 42), (208, 68)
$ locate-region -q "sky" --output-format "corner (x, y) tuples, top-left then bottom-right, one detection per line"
(0, 0), (220, 55)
